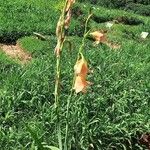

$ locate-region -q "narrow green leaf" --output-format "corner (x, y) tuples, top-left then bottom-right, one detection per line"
(43, 145), (59, 150)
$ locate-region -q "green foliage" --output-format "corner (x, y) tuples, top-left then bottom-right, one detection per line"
(126, 3), (150, 16)
(0, 0), (150, 150)
(79, 0), (125, 7)
(0, 51), (16, 64)
(18, 36), (56, 57)
(136, 0), (150, 5)
(79, 0), (150, 7)
(1, 34), (150, 149)
(0, 0), (60, 42)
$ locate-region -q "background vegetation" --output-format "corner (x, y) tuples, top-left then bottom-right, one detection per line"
(0, 0), (150, 149)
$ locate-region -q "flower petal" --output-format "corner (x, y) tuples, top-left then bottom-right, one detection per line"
(73, 75), (88, 93)
(74, 57), (88, 76)
(90, 31), (106, 43)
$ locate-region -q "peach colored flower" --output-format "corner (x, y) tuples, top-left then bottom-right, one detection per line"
(73, 56), (91, 93)
(73, 75), (89, 93)
(90, 31), (106, 44)
(74, 57), (88, 77)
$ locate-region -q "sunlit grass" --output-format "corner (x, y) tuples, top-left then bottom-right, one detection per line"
(0, 0), (150, 149)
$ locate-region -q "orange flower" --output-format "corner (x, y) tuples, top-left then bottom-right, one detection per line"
(90, 31), (106, 44)
(74, 56), (88, 77)
(73, 75), (89, 93)
(66, 0), (75, 12)
(73, 56), (91, 93)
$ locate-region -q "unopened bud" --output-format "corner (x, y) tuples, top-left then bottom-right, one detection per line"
(54, 42), (61, 56)
(65, 9), (72, 29)
(66, 0), (75, 12)
(56, 17), (62, 37)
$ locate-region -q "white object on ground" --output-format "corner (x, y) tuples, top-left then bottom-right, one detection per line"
(141, 32), (149, 39)
(106, 22), (113, 29)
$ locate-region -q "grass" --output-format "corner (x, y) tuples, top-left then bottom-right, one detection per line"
(0, 0), (64, 42)
(0, 1), (150, 149)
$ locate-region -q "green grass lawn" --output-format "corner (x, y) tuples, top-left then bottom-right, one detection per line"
(0, 1), (150, 149)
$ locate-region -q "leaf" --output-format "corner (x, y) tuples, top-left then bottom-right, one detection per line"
(43, 145), (59, 150)
(26, 125), (43, 150)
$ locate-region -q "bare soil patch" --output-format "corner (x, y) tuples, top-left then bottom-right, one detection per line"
(0, 42), (31, 64)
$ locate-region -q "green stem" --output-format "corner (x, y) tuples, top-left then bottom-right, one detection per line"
(54, 55), (62, 150)
(64, 91), (73, 150)
(64, 13), (93, 150)
(77, 13), (93, 59)
(64, 70), (76, 150)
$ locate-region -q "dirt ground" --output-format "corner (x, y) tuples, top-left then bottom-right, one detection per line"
(0, 42), (32, 64)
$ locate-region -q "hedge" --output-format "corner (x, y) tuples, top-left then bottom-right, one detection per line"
(78, 0), (150, 8)
(125, 3), (150, 16)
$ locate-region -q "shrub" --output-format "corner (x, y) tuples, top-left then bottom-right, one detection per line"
(125, 3), (150, 16)
(0, 0), (59, 43)
(136, 0), (150, 5)
(78, 0), (150, 8)
(78, 0), (127, 8)
(115, 16), (144, 25)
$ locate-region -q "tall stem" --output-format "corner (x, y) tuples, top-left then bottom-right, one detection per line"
(54, 55), (62, 150)
(64, 13), (93, 150)
(54, 1), (68, 149)
(78, 14), (93, 59)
